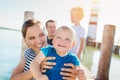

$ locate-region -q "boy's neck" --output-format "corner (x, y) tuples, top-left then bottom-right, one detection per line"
(56, 51), (68, 57)
(74, 23), (80, 26)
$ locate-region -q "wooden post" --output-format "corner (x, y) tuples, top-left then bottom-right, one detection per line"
(21, 11), (34, 56)
(96, 25), (115, 80)
(24, 11), (34, 21)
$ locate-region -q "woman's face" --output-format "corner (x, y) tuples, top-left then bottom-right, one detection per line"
(24, 25), (45, 53)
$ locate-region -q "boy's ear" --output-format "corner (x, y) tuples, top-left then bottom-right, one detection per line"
(72, 40), (76, 47)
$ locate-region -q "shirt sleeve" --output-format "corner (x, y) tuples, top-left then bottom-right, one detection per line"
(24, 48), (31, 57)
(73, 55), (81, 66)
(41, 46), (51, 57)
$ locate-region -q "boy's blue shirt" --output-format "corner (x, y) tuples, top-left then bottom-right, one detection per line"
(41, 46), (80, 80)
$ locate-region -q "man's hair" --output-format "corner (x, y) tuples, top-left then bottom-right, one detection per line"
(45, 19), (56, 28)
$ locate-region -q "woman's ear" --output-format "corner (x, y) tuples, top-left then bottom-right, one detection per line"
(21, 38), (29, 49)
(24, 38), (29, 46)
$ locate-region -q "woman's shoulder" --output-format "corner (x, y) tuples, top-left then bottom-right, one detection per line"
(24, 48), (36, 57)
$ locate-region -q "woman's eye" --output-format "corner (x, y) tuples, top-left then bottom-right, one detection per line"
(29, 36), (35, 40)
(39, 33), (45, 37)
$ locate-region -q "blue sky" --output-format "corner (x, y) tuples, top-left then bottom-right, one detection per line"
(0, 0), (91, 29)
(0, 0), (120, 42)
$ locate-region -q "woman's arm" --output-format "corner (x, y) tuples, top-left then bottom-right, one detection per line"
(10, 55), (33, 80)
(30, 51), (48, 80)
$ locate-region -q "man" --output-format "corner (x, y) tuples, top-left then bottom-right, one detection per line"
(45, 20), (56, 45)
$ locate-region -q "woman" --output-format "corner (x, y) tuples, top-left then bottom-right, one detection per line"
(10, 19), (83, 80)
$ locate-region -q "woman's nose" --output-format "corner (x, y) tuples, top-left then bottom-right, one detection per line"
(36, 37), (41, 43)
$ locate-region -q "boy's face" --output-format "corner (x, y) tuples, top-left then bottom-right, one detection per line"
(25, 25), (45, 53)
(53, 29), (74, 54)
(70, 10), (84, 24)
(71, 12), (79, 24)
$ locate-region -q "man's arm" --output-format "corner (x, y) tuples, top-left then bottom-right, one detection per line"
(10, 55), (33, 80)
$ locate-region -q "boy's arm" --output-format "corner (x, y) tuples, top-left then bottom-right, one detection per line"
(77, 38), (85, 59)
(30, 51), (48, 80)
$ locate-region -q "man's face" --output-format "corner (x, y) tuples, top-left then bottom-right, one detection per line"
(46, 22), (56, 36)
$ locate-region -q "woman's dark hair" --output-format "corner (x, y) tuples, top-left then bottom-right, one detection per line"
(22, 19), (41, 38)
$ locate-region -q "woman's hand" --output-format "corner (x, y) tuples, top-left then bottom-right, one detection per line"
(40, 57), (56, 73)
(60, 63), (77, 80)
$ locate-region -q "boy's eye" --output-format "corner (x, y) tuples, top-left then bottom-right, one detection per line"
(65, 39), (70, 41)
(56, 37), (61, 40)
(65, 39), (72, 43)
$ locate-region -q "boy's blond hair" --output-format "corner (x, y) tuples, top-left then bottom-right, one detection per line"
(55, 26), (76, 41)
(71, 7), (84, 20)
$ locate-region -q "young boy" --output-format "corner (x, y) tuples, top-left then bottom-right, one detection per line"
(70, 7), (85, 59)
(30, 26), (85, 80)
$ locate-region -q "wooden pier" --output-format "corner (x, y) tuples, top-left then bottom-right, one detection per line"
(87, 40), (120, 55)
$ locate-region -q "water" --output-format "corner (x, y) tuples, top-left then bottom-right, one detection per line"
(0, 29), (22, 80)
(0, 29), (120, 80)
(82, 46), (120, 80)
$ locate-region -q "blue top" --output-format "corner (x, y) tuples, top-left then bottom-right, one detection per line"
(41, 46), (80, 80)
